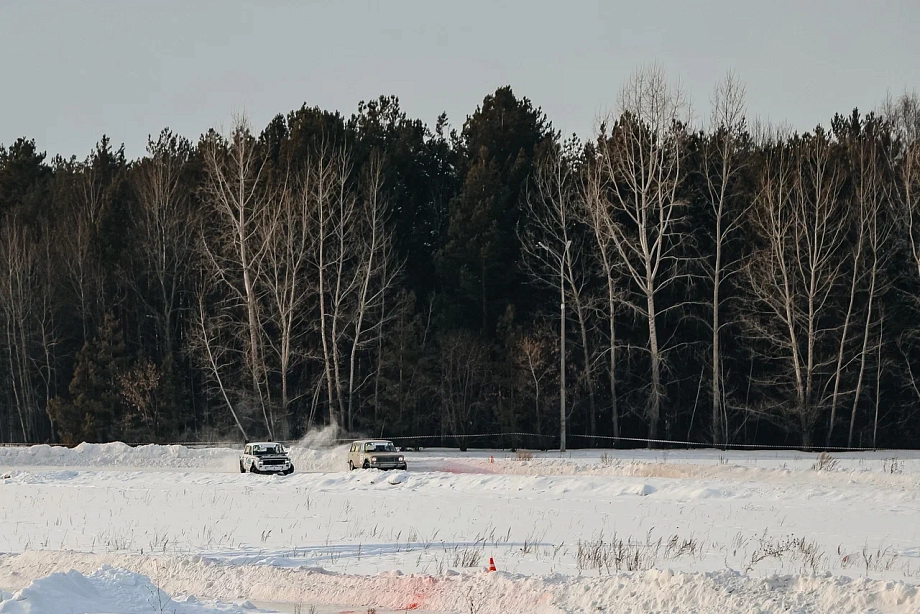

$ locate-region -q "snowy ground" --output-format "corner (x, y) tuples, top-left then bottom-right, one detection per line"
(1, 440), (920, 613)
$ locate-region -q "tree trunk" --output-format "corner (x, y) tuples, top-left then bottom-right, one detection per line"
(647, 289), (661, 446)
(608, 275), (619, 441)
(712, 244), (723, 447)
(574, 301), (596, 440)
(849, 252), (878, 448)
(827, 227), (863, 448)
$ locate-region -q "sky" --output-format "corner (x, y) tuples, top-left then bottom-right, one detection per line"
(1, 0), (918, 161)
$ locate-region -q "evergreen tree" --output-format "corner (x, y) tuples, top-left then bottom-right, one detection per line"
(0, 138), (51, 225)
(438, 86), (551, 336)
(49, 313), (129, 444)
(349, 96), (456, 301)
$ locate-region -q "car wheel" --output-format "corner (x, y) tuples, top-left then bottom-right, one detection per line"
(348, 461), (354, 471)
(239, 461), (245, 473)
(249, 463), (259, 474)
(363, 460), (370, 469)
(282, 467), (293, 476)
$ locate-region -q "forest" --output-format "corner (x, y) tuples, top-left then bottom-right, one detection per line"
(2, 67), (920, 450)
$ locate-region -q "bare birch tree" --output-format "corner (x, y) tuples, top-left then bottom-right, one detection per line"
(0, 219), (37, 441)
(36, 222), (60, 440)
(520, 143), (598, 438)
(438, 330), (491, 451)
(844, 120), (893, 447)
(703, 73), (747, 446)
(0, 217), (58, 443)
(820, 119), (890, 448)
(581, 151), (621, 439)
(261, 165), (314, 429)
(884, 92), (920, 426)
(129, 129), (196, 360)
(60, 164), (104, 345)
(512, 323), (555, 439)
(200, 117), (275, 439)
(312, 145), (357, 430)
(303, 146), (402, 432)
(885, 92), (920, 280)
(345, 155), (400, 431)
(595, 66), (690, 443)
(745, 131), (847, 447)
(187, 279), (249, 441)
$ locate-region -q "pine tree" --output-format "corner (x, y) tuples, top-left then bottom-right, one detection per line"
(49, 313), (129, 444)
(437, 87), (551, 336)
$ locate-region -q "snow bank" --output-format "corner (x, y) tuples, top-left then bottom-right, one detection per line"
(0, 442), (235, 470)
(1, 552), (917, 614)
(421, 449), (920, 492)
(0, 439), (350, 473)
(0, 564), (261, 613)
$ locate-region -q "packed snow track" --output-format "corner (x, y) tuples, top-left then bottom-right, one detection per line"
(1, 442), (920, 613)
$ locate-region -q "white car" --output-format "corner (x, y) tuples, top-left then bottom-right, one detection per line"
(239, 442), (294, 475)
(347, 440), (407, 470)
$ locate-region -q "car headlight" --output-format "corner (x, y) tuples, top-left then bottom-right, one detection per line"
(398, 456), (404, 462)
(371, 456), (377, 462)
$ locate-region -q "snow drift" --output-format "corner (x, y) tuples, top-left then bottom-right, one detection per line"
(0, 564), (259, 613)
(1, 552), (918, 614)
(0, 439), (350, 473)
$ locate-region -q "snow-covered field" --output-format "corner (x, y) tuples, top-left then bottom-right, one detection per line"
(1, 439), (920, 613)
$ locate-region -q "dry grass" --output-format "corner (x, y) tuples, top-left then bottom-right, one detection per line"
(598, 453), (619, 467)
(840, 545), (900, 575)
(812, 452), (839, 472)
(452, 540), (485, 567)
(881, 457), (903, 474)
(744, 532), (825, 573)
(576, 532), (703, 574)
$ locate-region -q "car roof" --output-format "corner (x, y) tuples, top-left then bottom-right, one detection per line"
(354, 439), (393, 444)
(248, 441), (283, 446)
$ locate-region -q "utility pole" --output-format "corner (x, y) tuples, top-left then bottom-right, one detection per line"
(541, 239), (571, 453)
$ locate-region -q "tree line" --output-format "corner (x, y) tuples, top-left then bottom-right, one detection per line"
(2, 67), (920, 449)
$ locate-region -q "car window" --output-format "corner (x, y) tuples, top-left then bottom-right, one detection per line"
(365, 443), (374, 452)
(245, 445), (250, 455)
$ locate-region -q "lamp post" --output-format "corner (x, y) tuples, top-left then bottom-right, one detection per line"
(540, 239), (571, 453)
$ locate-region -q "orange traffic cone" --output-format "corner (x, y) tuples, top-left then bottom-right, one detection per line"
(488, 557), (497, 572)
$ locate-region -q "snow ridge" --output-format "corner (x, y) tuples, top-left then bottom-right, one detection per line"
(0, 564), (256, 614)
(1, 552), (918, 614)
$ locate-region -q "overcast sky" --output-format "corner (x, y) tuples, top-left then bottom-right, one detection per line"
(1, 0), (917, 160)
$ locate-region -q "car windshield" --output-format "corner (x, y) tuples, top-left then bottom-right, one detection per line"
(368, 442), (396, 452)
(253, 445), (284, 456)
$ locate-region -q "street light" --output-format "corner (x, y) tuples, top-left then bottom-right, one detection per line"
(539, 239), (571, 453)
